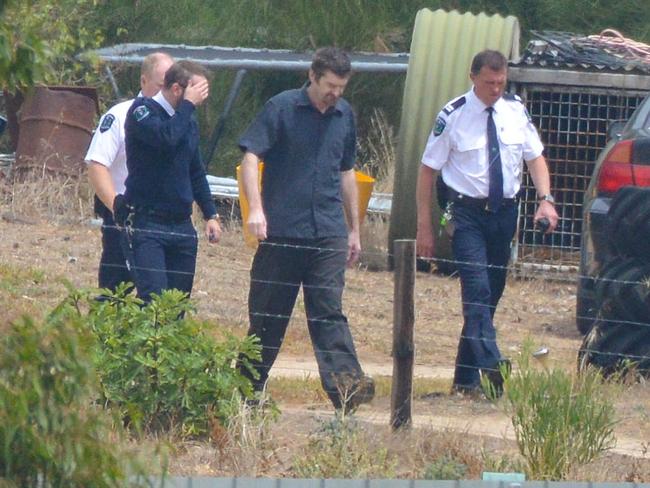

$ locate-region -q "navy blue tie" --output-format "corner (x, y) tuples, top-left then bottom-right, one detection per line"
(486, 107), (503, 212)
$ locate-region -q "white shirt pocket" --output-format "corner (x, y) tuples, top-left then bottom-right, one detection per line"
(498, 127), (525, 163)
(453, 133), (487, 177)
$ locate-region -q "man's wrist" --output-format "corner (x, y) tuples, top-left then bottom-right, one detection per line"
(538, 194), (555, 205)
(206, 213), (220, 222)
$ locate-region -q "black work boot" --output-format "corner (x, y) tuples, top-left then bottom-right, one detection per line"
(335, 375), (375, 414)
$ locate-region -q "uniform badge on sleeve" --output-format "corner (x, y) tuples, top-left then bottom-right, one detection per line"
(99, 114), (115, 133)
(433, 116), (446, 136)
(133, 105), (150, 122)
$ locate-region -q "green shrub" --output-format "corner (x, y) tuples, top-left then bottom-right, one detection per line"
(423, 454), (468, 480)
(500, 341), (617, 480)
(292, 415), (396, 479)
(75, 286), (261, 438)
(0, 311), (149, 487)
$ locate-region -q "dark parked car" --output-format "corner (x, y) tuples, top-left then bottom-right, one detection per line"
(576, 96), (650, 334)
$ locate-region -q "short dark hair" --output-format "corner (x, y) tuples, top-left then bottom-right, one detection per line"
(470, 50), (507, 75)
(311, 47), (352, 80)
(164, 60), (210, 89)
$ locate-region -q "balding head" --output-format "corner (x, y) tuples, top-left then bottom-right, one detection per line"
(140, 52), (173, 97)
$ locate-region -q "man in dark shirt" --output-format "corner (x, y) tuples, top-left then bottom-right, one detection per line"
(238, 47), (374, 412)
(122, 60), (221, 302)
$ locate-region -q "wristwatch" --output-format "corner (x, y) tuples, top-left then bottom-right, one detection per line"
(539, 194), (555, 205)
(207, 213), (220, 221)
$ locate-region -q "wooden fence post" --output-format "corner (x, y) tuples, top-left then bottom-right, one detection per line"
(391, 239), (415, 430)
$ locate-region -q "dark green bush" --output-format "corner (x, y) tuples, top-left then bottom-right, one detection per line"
(76, 285), (261, 438)
(0, 309), (148, 487)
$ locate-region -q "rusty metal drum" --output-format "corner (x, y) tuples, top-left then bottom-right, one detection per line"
(15, 86), (98, 177)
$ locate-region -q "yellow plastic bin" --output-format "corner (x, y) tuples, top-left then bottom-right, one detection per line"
(236, 163), (375, 248)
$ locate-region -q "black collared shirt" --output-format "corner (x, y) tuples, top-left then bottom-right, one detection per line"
(238, 88), (356, 238)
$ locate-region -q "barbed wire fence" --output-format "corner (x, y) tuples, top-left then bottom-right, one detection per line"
(1, 219), (648, 457)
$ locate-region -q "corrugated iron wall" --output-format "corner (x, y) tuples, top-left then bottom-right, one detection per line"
(388, 8), (520, 262)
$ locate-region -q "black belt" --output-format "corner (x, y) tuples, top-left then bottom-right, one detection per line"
(136, 207), (191, 224)
(448, 189), (518, 211)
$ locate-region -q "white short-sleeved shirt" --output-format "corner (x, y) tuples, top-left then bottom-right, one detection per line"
(84, 98), (136, 195)
(421, 88), (544, 199)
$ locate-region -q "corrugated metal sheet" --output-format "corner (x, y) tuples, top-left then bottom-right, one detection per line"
(512, 31), (650, 74)
(388, 8), (520, 261)
(155, 478), (650, 487)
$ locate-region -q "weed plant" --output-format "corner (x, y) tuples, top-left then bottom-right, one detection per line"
(292, 415), (397, 478)
(62, 285), (262, 438)
(501, 341), (617, 480)
(423, 453), (468, 480)
(212, 396), (280, 476)
(0, 308), (150, 487)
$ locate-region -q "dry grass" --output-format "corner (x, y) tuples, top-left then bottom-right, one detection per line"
(358, 108), (396, 193)
(1, 169), (94, 223)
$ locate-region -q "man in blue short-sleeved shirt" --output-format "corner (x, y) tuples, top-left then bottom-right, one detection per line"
(121, 60), (221, 302)
(238, 47), (374, 412)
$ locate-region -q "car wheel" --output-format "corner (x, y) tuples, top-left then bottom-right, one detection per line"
(578, 260), (650, 378)
(576, 275), (597, 335)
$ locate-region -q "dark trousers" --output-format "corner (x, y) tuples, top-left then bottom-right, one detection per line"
(99, 212), (132, 291)
(243, 236), (363, 408)
(121, 215), (198, 302)
(451, 203), (518, 388)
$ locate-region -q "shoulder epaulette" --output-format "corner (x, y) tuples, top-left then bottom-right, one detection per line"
(442, 96), (466, 116)
(503, 93), (524, 104)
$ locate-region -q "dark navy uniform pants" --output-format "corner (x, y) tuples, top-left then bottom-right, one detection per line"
(99, 212), (132, 291)
(122, 215), (198, 302)
(451, 203), (518, 389)
(243, 236), (364, 408)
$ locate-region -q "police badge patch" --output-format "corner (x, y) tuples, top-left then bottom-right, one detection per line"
(99, 114), (115, 133)
(133, 105), (150, 122)
(433, 116), (446, 136)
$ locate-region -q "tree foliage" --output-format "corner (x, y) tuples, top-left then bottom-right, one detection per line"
(0, 303), (150, 487)
(0, 0), (104, 93)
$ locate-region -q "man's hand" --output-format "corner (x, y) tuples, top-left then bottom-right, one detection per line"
(534, 200), (559, 234)
(112, 194), (130, 227)
(247, 208), (267, 241)
(416, 226), (435, 258)
(347, 229), (361, 267)
(184, 77), (209, 107)
(205, 218), (222, 244)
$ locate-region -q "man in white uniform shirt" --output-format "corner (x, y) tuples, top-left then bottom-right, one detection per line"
(416, 50), (559, 397)
(85, 52), (173, 292)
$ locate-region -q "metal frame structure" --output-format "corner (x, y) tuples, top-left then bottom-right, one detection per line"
(91, 43), (408, 169)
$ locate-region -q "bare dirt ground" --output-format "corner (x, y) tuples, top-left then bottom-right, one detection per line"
(1, 214), (649, 478)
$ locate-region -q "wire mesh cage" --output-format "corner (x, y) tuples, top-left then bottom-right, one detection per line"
(510, 81), (647, 275)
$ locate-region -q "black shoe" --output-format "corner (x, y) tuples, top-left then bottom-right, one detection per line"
(340, 375), (375, 413)
(481, 359), (511, 399)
